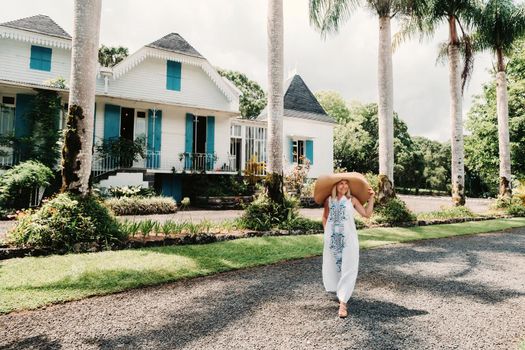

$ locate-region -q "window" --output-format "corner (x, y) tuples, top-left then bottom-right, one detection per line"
(166, 60), (181, 91)
(245, 126), (267, 163)
(30, 45), (52, 71)
(0, 102), (15, 136)
(293, 140), (305, 164)
(2, 96), (15, 105)
(230, 124), (241, 138)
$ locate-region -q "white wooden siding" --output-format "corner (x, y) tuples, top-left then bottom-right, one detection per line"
(0, 38), (71, 85)
(97, 58), (233, 113)
(281, 117), (334, 178)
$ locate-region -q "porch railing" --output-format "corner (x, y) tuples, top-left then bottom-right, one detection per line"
(180, 152), (236, 173)
(0, 148), (20, 168)
(91, 151), (238, 178)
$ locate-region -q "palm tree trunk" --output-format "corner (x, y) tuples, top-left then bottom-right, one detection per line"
(266, 0), (284, 203)
(496, 48), (512, 198)
(377, 15), (395, 204)
(448, 17), (466, 206)
(61, 0), (102, 196)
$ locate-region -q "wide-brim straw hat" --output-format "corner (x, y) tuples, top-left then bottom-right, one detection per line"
(313, 172), (371, 205)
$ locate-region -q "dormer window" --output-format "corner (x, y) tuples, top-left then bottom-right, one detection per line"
(30, 45), (52, 71)
(166, 60), (181, 91)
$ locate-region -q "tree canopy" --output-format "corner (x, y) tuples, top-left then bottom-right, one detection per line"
(218, 69), (267, 119)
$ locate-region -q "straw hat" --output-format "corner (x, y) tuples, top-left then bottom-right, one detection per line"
(313, 172), (371, 205)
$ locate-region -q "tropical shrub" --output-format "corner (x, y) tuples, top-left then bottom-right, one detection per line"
(9, 193), (124, 250)
(107, 185), (155, 198)
(284, 157), (311, 197)
(96, 135), (146, 168)
(279, 216), (323, 232)
(418, 206), (475, 220)
(0, 161), (54, 209)
(371, 198), (416, 225)
(241, 193), (299, 231)
(507, 204), (525, 217)
(105, 196), (177, 215)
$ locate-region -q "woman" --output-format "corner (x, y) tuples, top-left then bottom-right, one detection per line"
(322, 179), (375, 318)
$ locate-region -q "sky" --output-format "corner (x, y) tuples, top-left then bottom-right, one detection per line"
(1, 0), (496, 142)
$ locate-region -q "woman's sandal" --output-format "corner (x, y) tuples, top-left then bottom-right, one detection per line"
(338, 303), (348, 318)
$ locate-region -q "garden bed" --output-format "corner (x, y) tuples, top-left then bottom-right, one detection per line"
(195, 195), (254, 209)
(0, 213), (514, 260)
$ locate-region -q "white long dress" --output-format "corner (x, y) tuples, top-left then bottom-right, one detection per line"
(322, 195), (360, 303)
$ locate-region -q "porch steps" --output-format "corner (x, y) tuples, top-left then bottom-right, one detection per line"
(95, 168), (154, 189)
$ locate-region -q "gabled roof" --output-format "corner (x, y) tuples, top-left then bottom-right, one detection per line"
(146, 33), (204, 59)
(257, 75), (335, 124)
(0, 14), (71, 39)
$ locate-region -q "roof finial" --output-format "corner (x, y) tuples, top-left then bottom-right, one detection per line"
(286, 62), (298, 80)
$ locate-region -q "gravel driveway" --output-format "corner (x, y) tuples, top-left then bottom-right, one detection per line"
(1, 228), (524, 349)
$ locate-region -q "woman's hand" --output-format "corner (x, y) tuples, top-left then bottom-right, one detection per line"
(367, 188), (375, 201)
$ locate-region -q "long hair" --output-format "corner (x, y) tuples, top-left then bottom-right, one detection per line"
(331, 180), (352, 200)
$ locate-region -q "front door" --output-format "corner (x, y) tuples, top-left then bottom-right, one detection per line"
(120, 107), (135, 167)
(193, 116), (207, 170)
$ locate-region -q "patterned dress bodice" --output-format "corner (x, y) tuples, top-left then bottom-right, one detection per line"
(327, 196), (355, 272)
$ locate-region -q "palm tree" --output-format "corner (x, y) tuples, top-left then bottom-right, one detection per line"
(61, 0), (102, 196)
(266, 0), (285, 203)
(396, 0), (478, 206)
(309, 0), (424, 205)
(473, 0), (525, 199)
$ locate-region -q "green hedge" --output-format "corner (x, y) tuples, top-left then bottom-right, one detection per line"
(105, 196), (177, 215)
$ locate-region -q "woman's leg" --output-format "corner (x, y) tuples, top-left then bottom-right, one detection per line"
(322, 244), (340, 292)
(336, 236), (360, 303)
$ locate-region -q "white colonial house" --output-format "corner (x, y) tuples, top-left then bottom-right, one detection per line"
(0, 15), (334, 201)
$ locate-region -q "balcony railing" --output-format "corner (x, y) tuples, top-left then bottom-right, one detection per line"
(0, 148), (20, 168)
(91, 151), (238, 178)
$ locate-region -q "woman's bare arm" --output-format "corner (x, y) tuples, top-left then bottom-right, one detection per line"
(352, 190), (375, 218)
(322, 198), (329, 229)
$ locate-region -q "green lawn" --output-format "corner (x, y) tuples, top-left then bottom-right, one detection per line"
(1, 217), (524, 314)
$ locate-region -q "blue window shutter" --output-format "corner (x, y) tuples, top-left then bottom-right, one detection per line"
(206, 116), (215, 154)
(30, 46), (52, 71)
(206, 116), (215, 170)
(289, 138), (294, 163)
(185, 113), (194, 153)
(306, 140), (314, 165)
(184, 113), (194, 170)
(147, 110), (162, 169)
(166, 60), (181, 91)
(14, 94), (34, 139)
(103, 104), (120, 140)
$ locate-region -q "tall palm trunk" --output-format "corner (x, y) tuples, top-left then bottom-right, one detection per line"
(266, 0), (284, 203)
(61, 0), (102, 196)
(448, 16), (466, 206)
(377, 15), (395, 204)
(496, 48), (512, 198)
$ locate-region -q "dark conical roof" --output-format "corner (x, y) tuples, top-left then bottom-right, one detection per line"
(257, 75), (335, 124)
(146, 33), (203, 59)
(284, 75), (327, 115)
(0, 14), (71, 39)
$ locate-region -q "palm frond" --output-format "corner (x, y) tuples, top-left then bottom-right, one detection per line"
(309, 0), (360, 37)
